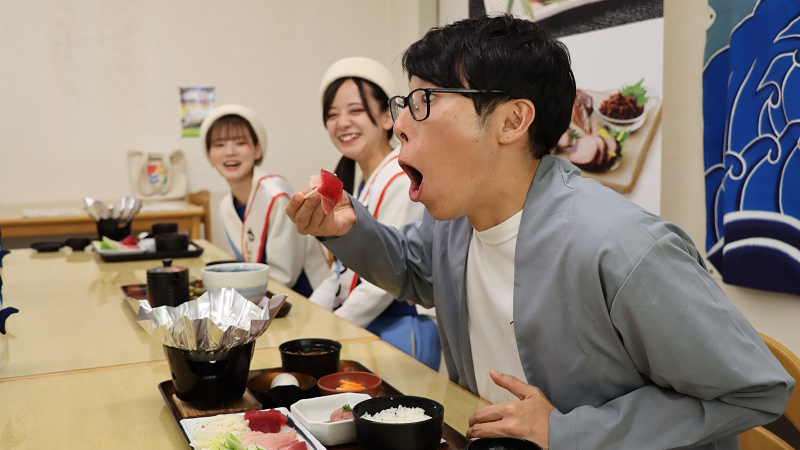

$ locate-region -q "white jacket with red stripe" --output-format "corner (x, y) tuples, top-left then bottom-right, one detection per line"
(220, 167), (330, 290)
(309, 148), (427, 327)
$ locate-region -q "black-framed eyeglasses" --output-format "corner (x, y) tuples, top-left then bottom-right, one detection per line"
(389, 88), (506, 122)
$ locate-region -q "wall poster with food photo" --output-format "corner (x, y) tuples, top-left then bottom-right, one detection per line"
(478, 0), (664, 202)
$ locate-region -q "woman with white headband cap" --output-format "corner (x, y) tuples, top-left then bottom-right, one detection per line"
(200, 104), (329, 297)
(309, 57), (441, 370)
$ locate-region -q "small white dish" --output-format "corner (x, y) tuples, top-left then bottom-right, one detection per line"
(291, 392), (371, 446)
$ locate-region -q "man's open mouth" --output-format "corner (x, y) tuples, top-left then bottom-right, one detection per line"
(400, 163), (423, 202)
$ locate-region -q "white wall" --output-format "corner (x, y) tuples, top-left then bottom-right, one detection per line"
(0, 0), (427, 249)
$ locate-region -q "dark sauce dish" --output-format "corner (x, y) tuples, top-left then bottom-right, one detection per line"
(30, 241), (65, 252)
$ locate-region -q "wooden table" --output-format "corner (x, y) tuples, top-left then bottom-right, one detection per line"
(0, 340), (487, 449)
(0, 241), (376, 380)
(0, 200), (205, 239)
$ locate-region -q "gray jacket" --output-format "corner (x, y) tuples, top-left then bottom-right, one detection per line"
(324, 155), (793, 450)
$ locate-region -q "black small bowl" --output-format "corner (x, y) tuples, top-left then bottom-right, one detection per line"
(247, 369), (318, 408)
(155, 233), (189, 252)
(65, 237), (91, 251)
(151, 222), (179, 236)
(31, 241), (64, 252)
(353, 395), (444, 450)
(275, 301), (292, 318)
(279, 338), (341, 380)
(467, 437), (543, 450)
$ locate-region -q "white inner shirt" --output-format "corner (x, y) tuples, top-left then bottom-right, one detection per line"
(467, 210), (528, 404)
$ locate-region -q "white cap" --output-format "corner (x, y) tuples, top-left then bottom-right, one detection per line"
(319, 56), (397, 101)
(199, 104), (268, 156)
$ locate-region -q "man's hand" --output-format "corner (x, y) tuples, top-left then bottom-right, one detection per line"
(285, 188), (356, 237)
(467, 370), (554, 449)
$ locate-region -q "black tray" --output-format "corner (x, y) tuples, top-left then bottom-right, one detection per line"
(98, 242), (204, 262)
(159, 360), (469, 450)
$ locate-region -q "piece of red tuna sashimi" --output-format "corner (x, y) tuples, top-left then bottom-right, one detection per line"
(277, 441), (307, 450)
(309, 169), (343, 215)
(241, 429), (297, 449)
(245, 409), (289, 433)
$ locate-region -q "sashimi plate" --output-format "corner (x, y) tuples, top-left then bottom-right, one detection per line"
(180, 407), (326, 450)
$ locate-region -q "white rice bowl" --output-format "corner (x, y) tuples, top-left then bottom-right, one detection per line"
(360, 405), (431, 423)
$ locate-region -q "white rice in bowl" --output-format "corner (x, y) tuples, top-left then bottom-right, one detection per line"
(361, 405), (431, 423)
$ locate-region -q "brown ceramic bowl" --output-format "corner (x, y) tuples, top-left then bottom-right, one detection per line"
(318, 371), (382, 397)
(247, 369), (318, 408)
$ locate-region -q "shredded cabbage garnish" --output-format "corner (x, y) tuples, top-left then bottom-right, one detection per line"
(190, 414), (250, 450)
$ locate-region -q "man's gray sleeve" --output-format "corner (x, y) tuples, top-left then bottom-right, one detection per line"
(548, 232), (794, 450)
(323, 196), (436, 308)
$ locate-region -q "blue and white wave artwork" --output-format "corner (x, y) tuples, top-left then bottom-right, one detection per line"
(703, 0), (800, 296)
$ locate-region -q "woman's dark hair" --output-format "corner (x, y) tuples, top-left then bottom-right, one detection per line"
(402, 15), (576, 158)
(322, 77), (392, 194)
(205, 114), (262, 164)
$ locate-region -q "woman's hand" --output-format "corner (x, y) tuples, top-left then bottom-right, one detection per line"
(285, 188), (356, 237)
(467, 370), (554, 449)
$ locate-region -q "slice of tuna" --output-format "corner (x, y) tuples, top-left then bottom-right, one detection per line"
(278, 441), (308, 450)
(241, 429), (297, 449)
(309, 169), (343, 215)
(245, 409), (289, 433)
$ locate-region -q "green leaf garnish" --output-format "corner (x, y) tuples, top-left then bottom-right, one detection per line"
(620, 78), (648, 107)
(342, 404), (352, 412)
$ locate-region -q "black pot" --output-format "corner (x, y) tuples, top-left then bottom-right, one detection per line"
(96, 218), (132, 241)
(155, 233), (190, 252)
(151, 222), (179, 236)
(164, 341), (255, 409)
(146, 259), (190, 307)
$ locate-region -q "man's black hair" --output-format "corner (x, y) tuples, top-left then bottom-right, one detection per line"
(402, 15), (576, 158)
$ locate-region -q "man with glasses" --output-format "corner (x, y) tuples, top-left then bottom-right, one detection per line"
(287, 14), (792, 450)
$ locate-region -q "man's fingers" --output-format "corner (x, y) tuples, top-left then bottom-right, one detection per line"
(292, 194), (322, 233)
(490, 370), (537, 401)
(285, 192), (306, 222)
(468, 405), (504, 427)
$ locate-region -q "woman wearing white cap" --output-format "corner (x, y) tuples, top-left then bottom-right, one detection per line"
(200, 104), (329, 297)
(310, 57), (441, 370)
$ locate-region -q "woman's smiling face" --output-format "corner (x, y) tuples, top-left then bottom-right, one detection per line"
(325, 79), (393, 163)
(207, 121), (261, 184)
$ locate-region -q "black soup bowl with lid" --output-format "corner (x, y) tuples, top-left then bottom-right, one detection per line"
(279, 338), (341, 380)
(352, 395), (444, 450)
